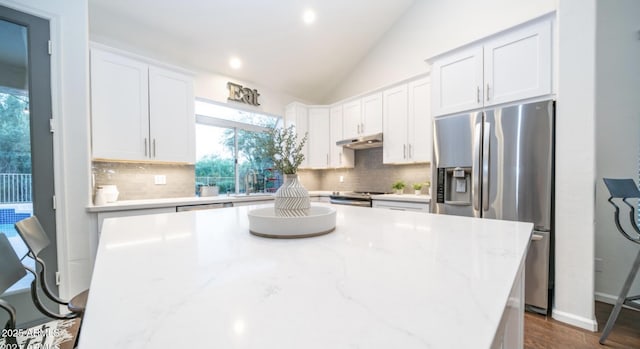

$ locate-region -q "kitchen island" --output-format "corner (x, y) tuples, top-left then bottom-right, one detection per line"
(79, 204), (532, 349)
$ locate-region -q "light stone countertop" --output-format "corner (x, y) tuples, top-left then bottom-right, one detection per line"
(80, 204), (532, 349)
(86, 191), (334, 212)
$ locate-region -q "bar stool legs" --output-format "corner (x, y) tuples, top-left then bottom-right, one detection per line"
(599, 248), (640, 344)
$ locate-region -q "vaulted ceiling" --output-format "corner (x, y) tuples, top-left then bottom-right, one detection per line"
(88, 0), (415, 103)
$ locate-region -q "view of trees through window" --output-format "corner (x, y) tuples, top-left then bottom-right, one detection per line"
(195, 100), (282, 195)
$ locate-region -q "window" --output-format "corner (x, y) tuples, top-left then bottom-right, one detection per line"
(195, 99), (282, 195)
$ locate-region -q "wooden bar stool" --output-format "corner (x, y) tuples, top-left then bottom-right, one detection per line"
(599, 178), (640, 344)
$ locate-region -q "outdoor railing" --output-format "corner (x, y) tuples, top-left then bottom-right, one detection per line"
(0, 173), (32, 203)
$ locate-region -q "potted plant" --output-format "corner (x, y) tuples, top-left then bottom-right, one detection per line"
(412, 183), (423, 195)
(261, 126), (309, 216)
(391, 180), (405, 195)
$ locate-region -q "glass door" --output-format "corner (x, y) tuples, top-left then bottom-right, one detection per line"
(0, 4), (56, 325)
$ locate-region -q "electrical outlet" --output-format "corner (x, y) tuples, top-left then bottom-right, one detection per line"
(339, 175), (344, 183)
(154, 175), (166, 185)
(595, 258), (603, 272)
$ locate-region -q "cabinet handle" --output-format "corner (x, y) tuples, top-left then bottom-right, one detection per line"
(361, 123), (365, 134)
(152, 139), (156, 157)
(326, 153), (329, 166)
(409, 144), (412, 159)
(403, 144), (407, 159)
(144, 138), (148, 157)
(477, 86), (480, 103)
(357, 124), (360, 134)
(339, 152), (342, 165)
(486, 84), (490, 101)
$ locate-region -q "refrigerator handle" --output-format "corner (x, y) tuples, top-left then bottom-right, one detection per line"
(482, 122), (490, 211)
(472, 122), (482, 211)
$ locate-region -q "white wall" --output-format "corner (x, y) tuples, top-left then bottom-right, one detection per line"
(594, 0), (640, 304)
(0, 0), (93, 299)
(324, 0), (556, 103)
(194, 72), (307, 117)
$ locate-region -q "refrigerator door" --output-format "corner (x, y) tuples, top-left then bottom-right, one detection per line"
(432, 112), (483, 217)
(481, 100), (554, 230)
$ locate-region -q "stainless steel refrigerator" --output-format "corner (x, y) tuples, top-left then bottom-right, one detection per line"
(432, 99), (554, 314)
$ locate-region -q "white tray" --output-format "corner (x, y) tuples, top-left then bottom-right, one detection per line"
(248, 205), (337, 238)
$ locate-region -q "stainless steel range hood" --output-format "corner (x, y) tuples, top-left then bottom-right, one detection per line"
(336, 133), (383, 149)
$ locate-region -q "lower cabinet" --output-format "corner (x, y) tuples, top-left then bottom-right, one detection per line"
(372, 200), (430, 212)
(310, 196), (330, 203)
(96, 207), (177, 235)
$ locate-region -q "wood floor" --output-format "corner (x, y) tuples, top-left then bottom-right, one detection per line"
(524, 302), (640, 348)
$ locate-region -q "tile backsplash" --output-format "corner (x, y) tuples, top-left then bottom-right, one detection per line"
(92, 161), (195, 200)
(298, 147), (431, 194)
(92, 148), (430, 201)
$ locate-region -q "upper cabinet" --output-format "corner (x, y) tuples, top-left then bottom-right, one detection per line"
(382, 77), (431, 164)
(284, 103), (309, 168)
(342, 92), (383, 139)
(431, 17), (552, 116)
(90, 48), (195, 162)
(307, 107), (330, 168)
(284, 102), (354, 170)
(329, 105), (354, 168)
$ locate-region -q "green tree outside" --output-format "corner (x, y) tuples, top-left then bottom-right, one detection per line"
(0, 93), (31, 173)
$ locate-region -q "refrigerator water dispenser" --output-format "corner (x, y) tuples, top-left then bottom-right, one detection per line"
(436, 167), (472, 205)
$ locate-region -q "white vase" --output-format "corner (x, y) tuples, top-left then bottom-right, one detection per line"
(275, 174), (310, 217)
(414, 189), (421, 195)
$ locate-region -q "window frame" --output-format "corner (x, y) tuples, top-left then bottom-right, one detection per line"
(194, 99), (281, 195)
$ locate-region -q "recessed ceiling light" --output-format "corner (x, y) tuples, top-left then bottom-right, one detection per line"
(229, 57), (242, 70)
(302, 9), (316, 25)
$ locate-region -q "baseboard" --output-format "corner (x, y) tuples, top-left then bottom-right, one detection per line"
(595, 291), (640, 311)
(595, 291), (618, 305)
(551, 308), (598, 332)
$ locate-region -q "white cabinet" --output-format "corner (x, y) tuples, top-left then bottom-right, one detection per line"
(372, 200), (430, 212)
(284, 103), (309, 168)
(307, 107), (330, 168)
(329, 105), (354, 168)
(148, 67), (196, 162)
(342, 92), (383, 139)
(483, 19), (552, 106)
(361, 92), (383, 135)
(431, 17), (552, 116)
(382, 77), (431, 164)
(342, 99), (361, 139)
(431, 46), (483, 116)
(90, 49), (195, 162)
(383, 84), (409, 163)
(96, 207), (176, 235)
(408, 78), (432, 163)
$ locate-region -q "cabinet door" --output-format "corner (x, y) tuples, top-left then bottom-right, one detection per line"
(361, 92), (383, 135)
(307, 108), (330, 168)
(342, 99), (361, 139)
(90, 49), (149, 161)
(148, 66), (195, 163)
(283, 103), (309, 168)
(431, 45), (483, 116)
(408, 77), (432, 163)
(484, 19), (552, 106)
(329, 105), (354, 168)
(382, 84), (408, 164)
